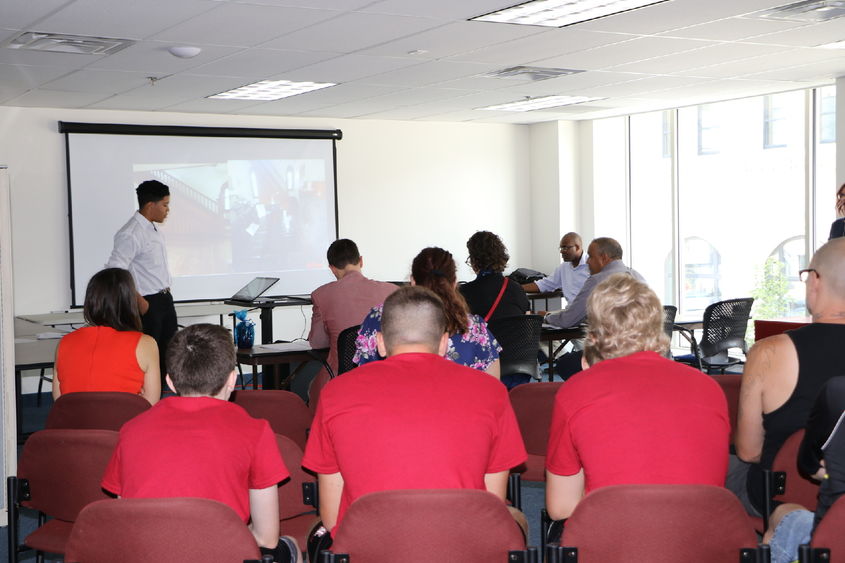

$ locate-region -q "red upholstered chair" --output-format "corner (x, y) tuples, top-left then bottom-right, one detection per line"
(275, 434), (317, 550)
(764, 429), (820, 530)
(7, 429), (119, 563)
(231, 389), (312, 450)
(64, 497), (262, 563)
(556, 484), (761, 562)
(325, 489), (527, 563)
(509, 382), (563, 482)
(45, 391), (151, 431)
(710, 373), (741, 439)
(800, 494), (845, 563)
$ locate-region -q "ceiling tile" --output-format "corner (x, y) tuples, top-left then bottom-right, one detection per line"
(0, 63), (72, 88)
(86, 41), (241, 74)
(279, 54), (421, 83)
(364, 59), (500, 88)
(6, 88), (111, 107)
(151, 3), (337, 47)
(42, 68), (152, 93)
(0, 47), (95, 69)
(161, 97), (271, 113)
(239, 83), (404, 115)
(608, 42), (791, 74)
(189, 48), (340, 79)
(657, 17), (809, 41)
(449, 28), (631, 65)
(501, 71), (643, 96)
(235, 0), (373, 9)
(33, 0), (219, 40)
(261, 11), (442, 53)
(359, 21), (544, 60)
(360, 0), (518, 20)
(677, 48), (845, 79)
(534, 36), (714, 71)
(0, 0), (70, 30)
(743, 18), (845, 48)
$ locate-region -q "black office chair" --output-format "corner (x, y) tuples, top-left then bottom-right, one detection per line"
(676, 298), (754, 374)
(486, 315), (544, 390)
(662, 305), (677, 338)
(336, 324), (361, 377)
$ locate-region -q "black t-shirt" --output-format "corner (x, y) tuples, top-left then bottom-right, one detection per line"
(460, 273), (529, 322)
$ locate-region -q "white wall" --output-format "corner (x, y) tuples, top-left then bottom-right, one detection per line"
(0, 106), (531, 321)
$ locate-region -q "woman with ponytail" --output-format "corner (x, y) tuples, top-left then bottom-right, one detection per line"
(353, 247), (501, 378)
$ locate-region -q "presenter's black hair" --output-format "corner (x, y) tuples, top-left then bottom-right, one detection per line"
(327, 239), (360, 269)
(136, 180), (170, 208)
(84, 268), (142, 332)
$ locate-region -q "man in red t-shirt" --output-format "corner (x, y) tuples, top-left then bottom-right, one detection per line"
(101, 324), (301, 563)
(302, 286), (526, 550)
(545, 274), (730, 522)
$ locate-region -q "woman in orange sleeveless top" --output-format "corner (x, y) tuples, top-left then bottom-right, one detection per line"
(53, 268), (161, 404)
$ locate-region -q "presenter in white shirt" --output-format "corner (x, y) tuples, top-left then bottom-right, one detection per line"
(106, 180), (176, 392)
(522, 232), (590, 304)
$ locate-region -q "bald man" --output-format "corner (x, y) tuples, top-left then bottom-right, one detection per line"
(734, 238), (845, 516)
(522, 232), (589, 305)
(302, 286), (526, 553)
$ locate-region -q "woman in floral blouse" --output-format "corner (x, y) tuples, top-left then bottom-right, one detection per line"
(353, 247), (501, 378)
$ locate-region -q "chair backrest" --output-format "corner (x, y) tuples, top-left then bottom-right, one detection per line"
(330, 489), (525, 563)
(711, 373), (742, 437)
(337, 325), (361, 376)
(45, 392), (150, 431)
(700, 298), (754, 360)
(486, 315), (543, 379)
(772, 429), (819, 511)
(811, 494), (845, 555)
(231, 390), (312, 450)
(275, 433), (316, 520)
(662, 305), (677, 337)
(561, 484), (759, 562)
(64, 497), (262, 563)
(509, 382), (563, 481)
(17, 429), (119, 521)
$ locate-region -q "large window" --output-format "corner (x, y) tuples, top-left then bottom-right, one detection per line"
(624, 87), (833, 318)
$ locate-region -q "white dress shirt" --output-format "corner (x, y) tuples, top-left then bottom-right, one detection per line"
(106, 212), (171, 296)
(534, 254), (590, 304)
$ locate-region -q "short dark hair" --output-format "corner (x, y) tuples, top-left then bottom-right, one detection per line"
(83, 268), (142, 332)
(467, 231), (509, 273)
(166, 324), (235, 396)
(136, 180), (170, 209)
(326, 239), (360, 269)
(381, 286), (447, 356)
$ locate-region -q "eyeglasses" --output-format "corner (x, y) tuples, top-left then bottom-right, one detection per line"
(465, 257), (472, 266)
(559, 245), (577, 251)
(838, 192), (845, 200)
(799, 268), (818, 282)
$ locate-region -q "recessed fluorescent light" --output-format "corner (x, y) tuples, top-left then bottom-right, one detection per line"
(477, 95), (604, 112)
(816, 39), (845, 48)
(208, 79), (336, 101)
(470, 0), (670, 28)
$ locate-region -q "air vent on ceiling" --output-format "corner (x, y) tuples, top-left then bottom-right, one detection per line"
(4, 32), (135, 55)
(746, 0), (845, 22)
(484, 65), (585, 81)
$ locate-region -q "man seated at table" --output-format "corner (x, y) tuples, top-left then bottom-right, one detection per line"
(101, 323), (301, 563)
(545, 274), (729, 525)
(307, 239), (397, 409)
(734, 238), (845, 517)
(302, 286), (527, 559)
(544, 237), (645, 378)
(522, 232), (589, 305)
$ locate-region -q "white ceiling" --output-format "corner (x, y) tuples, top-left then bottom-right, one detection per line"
(1, 0), (845, 123)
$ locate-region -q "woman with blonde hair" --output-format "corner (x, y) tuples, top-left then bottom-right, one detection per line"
(354, 247), (501, 378)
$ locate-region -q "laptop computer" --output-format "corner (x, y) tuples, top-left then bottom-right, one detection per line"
(230, 276), (279, 302)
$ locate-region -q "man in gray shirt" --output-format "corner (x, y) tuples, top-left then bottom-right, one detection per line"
(545, 237), (645, 379)
(545, 237), (645, 329)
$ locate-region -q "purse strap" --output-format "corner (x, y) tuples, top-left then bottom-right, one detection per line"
(484, 278), (509, 322)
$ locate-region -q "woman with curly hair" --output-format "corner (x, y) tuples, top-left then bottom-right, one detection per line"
(353, 247), (501, 378)
(460, 231), (529, 322)
(829, 183), (845, 239)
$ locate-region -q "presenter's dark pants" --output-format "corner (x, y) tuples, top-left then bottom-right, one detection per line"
(142, 290), (178, 392)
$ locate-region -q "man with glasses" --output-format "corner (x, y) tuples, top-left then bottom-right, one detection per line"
(522, 232), (589, 305)
(734, 238), (845, 517)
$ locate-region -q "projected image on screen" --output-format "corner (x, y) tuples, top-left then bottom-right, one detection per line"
(64, 126), (339, 306)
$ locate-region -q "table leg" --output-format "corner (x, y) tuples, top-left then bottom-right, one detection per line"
(15, 369), (22, 443)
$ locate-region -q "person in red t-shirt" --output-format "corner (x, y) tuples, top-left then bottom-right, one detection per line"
(545, 273), (730, 522)
(101, 323), (301, 563)
(302, 285), (527, 558)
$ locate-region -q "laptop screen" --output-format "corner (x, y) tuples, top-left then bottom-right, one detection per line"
(231, 277), (279, 302)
